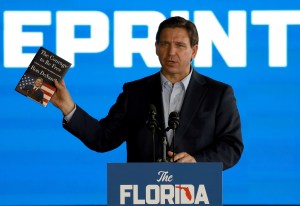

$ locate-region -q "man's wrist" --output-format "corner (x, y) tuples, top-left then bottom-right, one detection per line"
(62, 102), (75, 116)
(64, 104), (76, 122)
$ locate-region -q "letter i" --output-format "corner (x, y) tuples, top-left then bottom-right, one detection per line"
(175, 184), (180, 204)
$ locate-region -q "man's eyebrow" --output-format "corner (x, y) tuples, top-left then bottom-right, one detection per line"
(159, 40), (186, 44)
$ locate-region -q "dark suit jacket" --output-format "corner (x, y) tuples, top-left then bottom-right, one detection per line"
(23, 85), (44, 103)
(63, 70), (243, 170)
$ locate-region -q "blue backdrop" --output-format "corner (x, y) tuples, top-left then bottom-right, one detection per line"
(1, 0), (300, 205)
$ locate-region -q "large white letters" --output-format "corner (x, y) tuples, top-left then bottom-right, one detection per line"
(4, 11), (51, 68)
(114, 11), (163, 68)
(120, 185), (132, 205)
(252, 10), (300, 67)
(194, 11), (247, 67)
(2, 10), (299, 68)
(119, 184), (209, 205)
(56, 11), (109, 67)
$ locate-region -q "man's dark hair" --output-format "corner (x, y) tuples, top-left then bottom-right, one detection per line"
(155, 16), (199, 47)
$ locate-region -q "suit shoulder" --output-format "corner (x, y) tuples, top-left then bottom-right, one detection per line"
(124, 72), (159, 88)
(196, 72), (231, 90)
(206, 76), (230, 88)
(128, 72), (159, 84)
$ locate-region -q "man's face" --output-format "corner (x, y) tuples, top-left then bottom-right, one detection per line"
(155, 27), (198, 82)
(34, 79), (43, 88)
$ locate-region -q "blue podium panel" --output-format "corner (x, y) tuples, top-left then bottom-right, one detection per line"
(108, 163), (222, 206)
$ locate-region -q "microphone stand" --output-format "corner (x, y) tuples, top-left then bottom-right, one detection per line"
(147, 107), (179, 163)
(147, 104), (161, 162)
(162, 135), (168, 162)
(171, 129), (175, 162)
(150, 125), (156, 162)
(168, 111), (180, 163)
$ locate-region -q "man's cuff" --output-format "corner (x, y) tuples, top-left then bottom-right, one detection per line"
(64, 104), (77, 122)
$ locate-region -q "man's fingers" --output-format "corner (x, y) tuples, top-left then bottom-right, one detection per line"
(168, 151), (196, 163)
(60, 79), (66, 87)
(168, 151), (182, 162)
(54, 79), (66, 91)
(174, 152), (187, 162)
(54, 80), (62, 89)
(168, 151), (177, 162)
(168, 151), (175, 156)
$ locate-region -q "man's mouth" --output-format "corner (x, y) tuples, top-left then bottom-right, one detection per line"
(166, 59), (176, 64)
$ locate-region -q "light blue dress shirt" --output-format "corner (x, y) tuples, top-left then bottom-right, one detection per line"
(160, 69), (192, 144)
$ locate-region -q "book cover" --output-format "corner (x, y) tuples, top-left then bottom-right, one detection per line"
(15, 47), (72, 107)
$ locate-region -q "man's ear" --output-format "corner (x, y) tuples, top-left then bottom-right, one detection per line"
(155, 42), (159, 56)
(192, 44), (198, 59)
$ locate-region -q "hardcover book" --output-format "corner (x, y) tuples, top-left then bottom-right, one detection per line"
(15, 47), (72, 107)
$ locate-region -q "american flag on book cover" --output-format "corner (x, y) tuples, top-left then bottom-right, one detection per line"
(18, 74), (56, 106)
(18, 74), (35, 89)
(41, 82), (56, 106)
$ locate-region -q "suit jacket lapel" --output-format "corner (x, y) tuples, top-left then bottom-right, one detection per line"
(146, 72), (165, 131)
(174, 70), (208, 146)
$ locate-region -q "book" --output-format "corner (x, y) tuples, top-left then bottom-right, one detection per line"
(15, 47), (72, 107)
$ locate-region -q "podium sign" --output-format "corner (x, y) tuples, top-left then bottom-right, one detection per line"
(108, 163), (222, 206)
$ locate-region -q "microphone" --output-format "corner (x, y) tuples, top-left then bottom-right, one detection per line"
(147, 104), (159, 130)
(168, 111), (180, 130)
(147, 104), (159, 162)
(168, 111), (180, 162)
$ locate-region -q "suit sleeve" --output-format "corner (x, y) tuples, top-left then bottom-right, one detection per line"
(194, 86), (244, 170)
(62, 84), (129, 153)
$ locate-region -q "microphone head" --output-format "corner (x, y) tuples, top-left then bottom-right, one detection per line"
(147, 104), (159, 129)
(168, 111), (180, 130)
(149, 104), (157, 115)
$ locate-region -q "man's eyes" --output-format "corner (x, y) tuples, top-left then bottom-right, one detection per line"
(159, 42), (168, 46)
(176, 43), (186, 48)
(159, 42), (186, 48)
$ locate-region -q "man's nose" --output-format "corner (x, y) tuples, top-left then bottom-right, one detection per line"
(168, 44), (176, 55)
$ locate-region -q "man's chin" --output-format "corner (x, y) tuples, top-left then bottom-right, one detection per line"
(168, 68), (179, 73)
(163, 64), (179, 71)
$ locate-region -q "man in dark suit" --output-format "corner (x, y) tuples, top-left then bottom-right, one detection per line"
(51, 16), (243, 170)
(23, 77), (44, 104)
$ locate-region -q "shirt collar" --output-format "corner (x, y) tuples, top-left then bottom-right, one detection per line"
(160, 67), (193, 91)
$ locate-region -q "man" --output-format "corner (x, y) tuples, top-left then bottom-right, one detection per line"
(23, 77), (44, 104)
(51, 16), (243, 170)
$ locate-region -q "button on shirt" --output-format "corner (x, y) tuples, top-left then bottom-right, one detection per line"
(160, 70), (192, 144)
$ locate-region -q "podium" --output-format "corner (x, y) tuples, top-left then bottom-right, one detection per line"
(108, 163), (222, 206)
